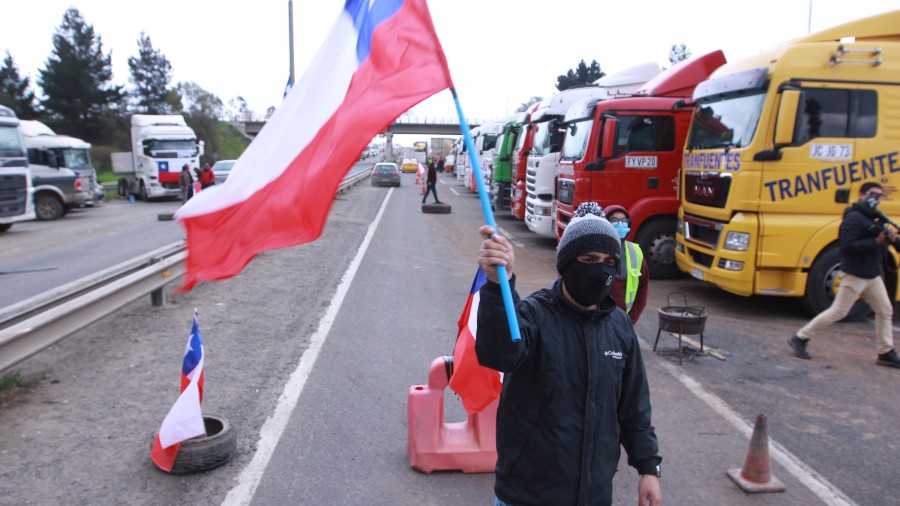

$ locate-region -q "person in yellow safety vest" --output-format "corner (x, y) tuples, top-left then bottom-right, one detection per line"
(604, 205), (649, 324)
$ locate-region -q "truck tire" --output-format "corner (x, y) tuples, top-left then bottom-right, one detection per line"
(422, 203), (451, 214)
(635, 218), (680, 279)
(801, 245), (871, 322)
(118, 178), (128, 197)
(0, 224), (11, 233)
(151, 414), (237, 475)
(35, 195), (64, 221)
(139, 181), (149, 202)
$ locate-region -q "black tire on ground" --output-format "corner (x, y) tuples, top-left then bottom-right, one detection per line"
(800, 244), (871, 322)
(151, 414), (237, 475)
(62, 204), (71, 216)
(35, 195), (64, 221)
(117, 178), (128, 197)
(422, 203), (451, 214)
(0, 223), (11, 232)
(635, 218), (681, 279)
(139, 182), (149, 202)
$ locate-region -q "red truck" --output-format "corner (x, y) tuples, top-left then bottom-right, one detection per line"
(555, 50), (726, 278)
(510, 103), (539, 220)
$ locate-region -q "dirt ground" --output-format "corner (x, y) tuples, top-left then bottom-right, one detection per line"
(0, 187), (384, 506)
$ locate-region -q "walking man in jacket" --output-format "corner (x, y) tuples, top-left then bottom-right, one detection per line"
(604, 205), (650, 324)
(476, 202), (662, 506)
(422, 159), (442, 204)
(789, 182), (900, 368)
(179, 164), (194, 203)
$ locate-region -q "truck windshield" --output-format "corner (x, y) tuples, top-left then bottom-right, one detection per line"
(62, 149), (93, 169)
(532, 123), (551, 155)
(481, 134), (498, 152)
(0, 125), (24, 158)
(144, 139), (198, 158)
(561, 120), (593, 160)
(687, 89), (767, 150)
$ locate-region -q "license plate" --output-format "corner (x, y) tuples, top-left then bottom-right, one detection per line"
(809, 143), (852, 161)
(625, 156), (658, 169)
(692, 268), (704, 281)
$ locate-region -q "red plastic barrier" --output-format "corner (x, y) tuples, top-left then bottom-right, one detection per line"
(407, 356), (498, 474)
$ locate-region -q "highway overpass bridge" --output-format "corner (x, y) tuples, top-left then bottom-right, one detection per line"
(233, 116), (486, 161)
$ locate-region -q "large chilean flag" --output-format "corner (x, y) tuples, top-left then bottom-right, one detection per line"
(175, 0), (453, 291)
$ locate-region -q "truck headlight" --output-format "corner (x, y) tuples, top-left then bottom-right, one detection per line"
(676, 241), (685, 253)
(515, 189), (523, 198)
(718, 258), (744, 271)
(536, 206), (551, 217)
(676, 217), (683, 235)
(724, 231), (751, 251)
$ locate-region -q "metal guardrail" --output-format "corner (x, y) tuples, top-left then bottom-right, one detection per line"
(0, 168), (375, 373)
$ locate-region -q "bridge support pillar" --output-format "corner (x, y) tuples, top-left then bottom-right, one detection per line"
(384, 132), (394, 162)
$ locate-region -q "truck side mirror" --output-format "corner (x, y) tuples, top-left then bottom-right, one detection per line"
(774, 89), (802, 147)
(601, 118), (617, 159)
(521, 150), (530, 157)
(48, 152), (59, 169)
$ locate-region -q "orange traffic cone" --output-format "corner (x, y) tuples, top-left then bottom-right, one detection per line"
(415, 173), (420, 184)
(727, 414), (786, 493)
(422, 181), (426, 195)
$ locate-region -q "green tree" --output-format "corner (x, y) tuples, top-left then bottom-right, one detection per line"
(668, 43), (692, 67)
(555, 59), (605, 92)
(173, 81), (224, 166)
(38, 8), (124, 140)
(128, 32), (173, 114)
(516, 95), (543, 113)
(0, 50), (38, 119)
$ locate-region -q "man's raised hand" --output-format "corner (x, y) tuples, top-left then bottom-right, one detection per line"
(478, 225), (515, 283)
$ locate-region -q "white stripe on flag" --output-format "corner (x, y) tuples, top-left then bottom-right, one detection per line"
(159, 357), (205, 448)
(177, 10), (360, 219)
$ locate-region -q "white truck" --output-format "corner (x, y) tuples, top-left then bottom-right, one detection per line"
(112, 115), (204, 201)
(0, 106), (35, 231)
(462, 119), (507, 192)
(524, 62), (662, 238)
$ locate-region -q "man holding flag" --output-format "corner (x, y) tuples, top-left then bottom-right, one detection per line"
(475, 203), (662, 506)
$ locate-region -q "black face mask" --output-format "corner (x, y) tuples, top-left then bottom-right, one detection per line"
(561, 260), (617, 308)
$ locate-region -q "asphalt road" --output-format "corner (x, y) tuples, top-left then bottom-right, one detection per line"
(2, 164), (896, 505)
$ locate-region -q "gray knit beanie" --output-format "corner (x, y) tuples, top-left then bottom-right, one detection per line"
(557, 202), (622, 273)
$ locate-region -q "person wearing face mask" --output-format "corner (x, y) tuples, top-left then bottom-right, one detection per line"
(475, 202), (662, 506)
(789, 182), (900, 368)
(604, 205), (650, 324)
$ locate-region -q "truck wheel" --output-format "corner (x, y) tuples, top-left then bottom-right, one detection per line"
(150, 414), (237, 475)
(35, 195), (64, 221)
(139, 182), (149, 202)
(118, 178), (128, 197)
(801, 245), (871, 321)
(0, 224), (11, 232)
(635, 219), (680, 279)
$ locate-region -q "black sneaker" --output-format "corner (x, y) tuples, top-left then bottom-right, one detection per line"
(788, 335), (812, 359)
(877, 349), (900, 368)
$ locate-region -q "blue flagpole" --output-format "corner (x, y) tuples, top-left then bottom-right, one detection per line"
(450, 88), (522, 342)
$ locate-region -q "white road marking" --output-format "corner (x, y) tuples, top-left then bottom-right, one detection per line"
(497, 226), (525, 249)
(221, 188), (394, 506)
(450, 188), (459, 196)
(637, 334), (858, 506)
(439, 179), (446, 185)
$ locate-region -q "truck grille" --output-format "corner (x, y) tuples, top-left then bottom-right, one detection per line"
(0, 174), (27, 218)
(688, 248), (715, 268)
(684, 171), (731, 208)
(684, 213), (725, 250)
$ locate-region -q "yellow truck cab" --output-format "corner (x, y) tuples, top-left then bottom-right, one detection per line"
(676, 10), (900, 318)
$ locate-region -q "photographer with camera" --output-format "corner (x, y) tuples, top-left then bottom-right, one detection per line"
(789, 182), (900, 368)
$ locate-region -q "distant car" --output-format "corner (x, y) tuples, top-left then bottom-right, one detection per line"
(401, 158), (419, 173)
(371, 163), (400, 187)
(212, 160), (236, 184)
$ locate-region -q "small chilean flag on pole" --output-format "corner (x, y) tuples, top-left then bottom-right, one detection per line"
(151, 310), (206, 472)
(174, 0), (453, 292)
(449, 269), (502, 414)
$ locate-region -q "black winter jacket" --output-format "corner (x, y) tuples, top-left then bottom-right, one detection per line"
(476, 276), (661, 506)
(839, 204), (895, 279)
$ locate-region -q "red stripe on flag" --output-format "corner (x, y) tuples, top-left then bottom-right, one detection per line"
(181, 371), (204, 402)
(449, 325), (502, 415)
(177, 0), (452, 292)
(151, 434), (181, 473)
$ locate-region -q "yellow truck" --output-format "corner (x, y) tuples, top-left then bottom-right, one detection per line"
(675, 10), (900, 320)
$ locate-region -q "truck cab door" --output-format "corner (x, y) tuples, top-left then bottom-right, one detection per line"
(759, 84), (861, 268)
(593, 114), (672, 208)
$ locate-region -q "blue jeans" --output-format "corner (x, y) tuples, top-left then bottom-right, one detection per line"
(423, 183), (439, 203)
(494, 498), (513, 506)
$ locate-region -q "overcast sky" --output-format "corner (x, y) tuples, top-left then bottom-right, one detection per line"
(2, 0), (897, 133)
